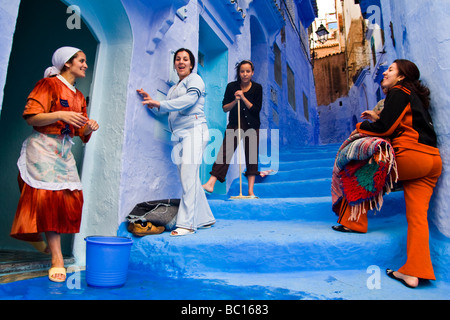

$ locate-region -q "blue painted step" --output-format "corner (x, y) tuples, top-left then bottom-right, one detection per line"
(119, 143), (450, 285)
(119, 216), (407, 276)
(208, 191), (405, 221)
(277, 158), (336, 171)
(119, 144), (416, 280)
(228, 178), (333, 198)
(279, 151), (337, 162)
(256, 167), (333, 182)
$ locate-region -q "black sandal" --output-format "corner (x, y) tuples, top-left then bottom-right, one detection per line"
(331, 225), (361, 233)
(386, 269), (417, 289)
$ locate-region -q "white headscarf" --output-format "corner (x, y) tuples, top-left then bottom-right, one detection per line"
(44, 46), (81, 78)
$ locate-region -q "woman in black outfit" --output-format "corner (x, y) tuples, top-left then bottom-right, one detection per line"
(203, 60), (263, 197)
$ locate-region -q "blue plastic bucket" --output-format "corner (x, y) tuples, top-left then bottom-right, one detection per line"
(85, 236), (133, 287)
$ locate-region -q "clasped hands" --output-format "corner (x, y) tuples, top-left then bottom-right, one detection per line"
(57, 111), (99, 135)
(234, 90), (244, 100)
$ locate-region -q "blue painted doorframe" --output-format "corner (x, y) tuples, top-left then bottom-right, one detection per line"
(198, 16), (229, 194)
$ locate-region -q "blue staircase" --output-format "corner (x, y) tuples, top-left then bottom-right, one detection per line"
(118, 144), (450, 300)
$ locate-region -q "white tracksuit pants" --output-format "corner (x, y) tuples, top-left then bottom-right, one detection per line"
(171, 123), (215, 230)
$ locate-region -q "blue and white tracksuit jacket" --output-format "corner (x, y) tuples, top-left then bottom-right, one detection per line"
(157, 73), (215, 230)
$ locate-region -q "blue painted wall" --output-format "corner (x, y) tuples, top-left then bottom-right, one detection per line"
(378, 0), (450, 238)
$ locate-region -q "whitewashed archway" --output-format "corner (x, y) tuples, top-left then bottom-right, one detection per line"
(61, 0), (133, 265)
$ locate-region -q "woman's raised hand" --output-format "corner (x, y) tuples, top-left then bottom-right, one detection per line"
(137, 88), (160, 108)
(361, 110), (380, 122)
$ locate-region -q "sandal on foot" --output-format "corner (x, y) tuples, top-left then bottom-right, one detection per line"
(259, 169), (274, 178)
(48, 267), (66, 283)
(170, 228), (194, 237)
(331, 225), (361, 233)
(386, 269), (417, 288)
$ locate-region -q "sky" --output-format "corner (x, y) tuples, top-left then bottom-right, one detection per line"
(317, 0), (336, 18)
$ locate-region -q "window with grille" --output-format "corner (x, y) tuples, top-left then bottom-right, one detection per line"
(274, 43), (282, 87)
(287, 63), (296, 110)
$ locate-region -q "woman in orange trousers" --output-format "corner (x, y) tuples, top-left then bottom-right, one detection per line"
(333, 59), (441, 288)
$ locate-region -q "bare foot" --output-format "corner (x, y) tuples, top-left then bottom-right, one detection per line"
(392, 271), (419, 288)
(386, 269), (419, 288)
(202, 183), (214, 193)
(203, 176), (218, 193)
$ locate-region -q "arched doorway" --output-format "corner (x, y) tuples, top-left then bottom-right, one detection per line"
(0, 0), (98, 261)
(198, 16), (229, 194)
(0, 0), (133, 270)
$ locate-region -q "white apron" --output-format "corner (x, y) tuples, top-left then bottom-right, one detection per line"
(17, 131), (82, 191)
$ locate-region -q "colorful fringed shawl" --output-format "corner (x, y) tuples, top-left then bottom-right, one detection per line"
(331, 133), (398, 221)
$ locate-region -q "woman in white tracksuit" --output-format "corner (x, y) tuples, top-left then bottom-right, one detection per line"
(137, 48), (215, 236)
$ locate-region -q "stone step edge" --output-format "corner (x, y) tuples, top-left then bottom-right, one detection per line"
(120, 217), (408, 275)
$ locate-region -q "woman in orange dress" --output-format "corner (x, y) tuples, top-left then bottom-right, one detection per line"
(10, 47), (99, 282)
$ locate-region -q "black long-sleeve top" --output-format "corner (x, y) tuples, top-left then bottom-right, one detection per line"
(356, 85), (439, 155)
(223, 81), (263, 129)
